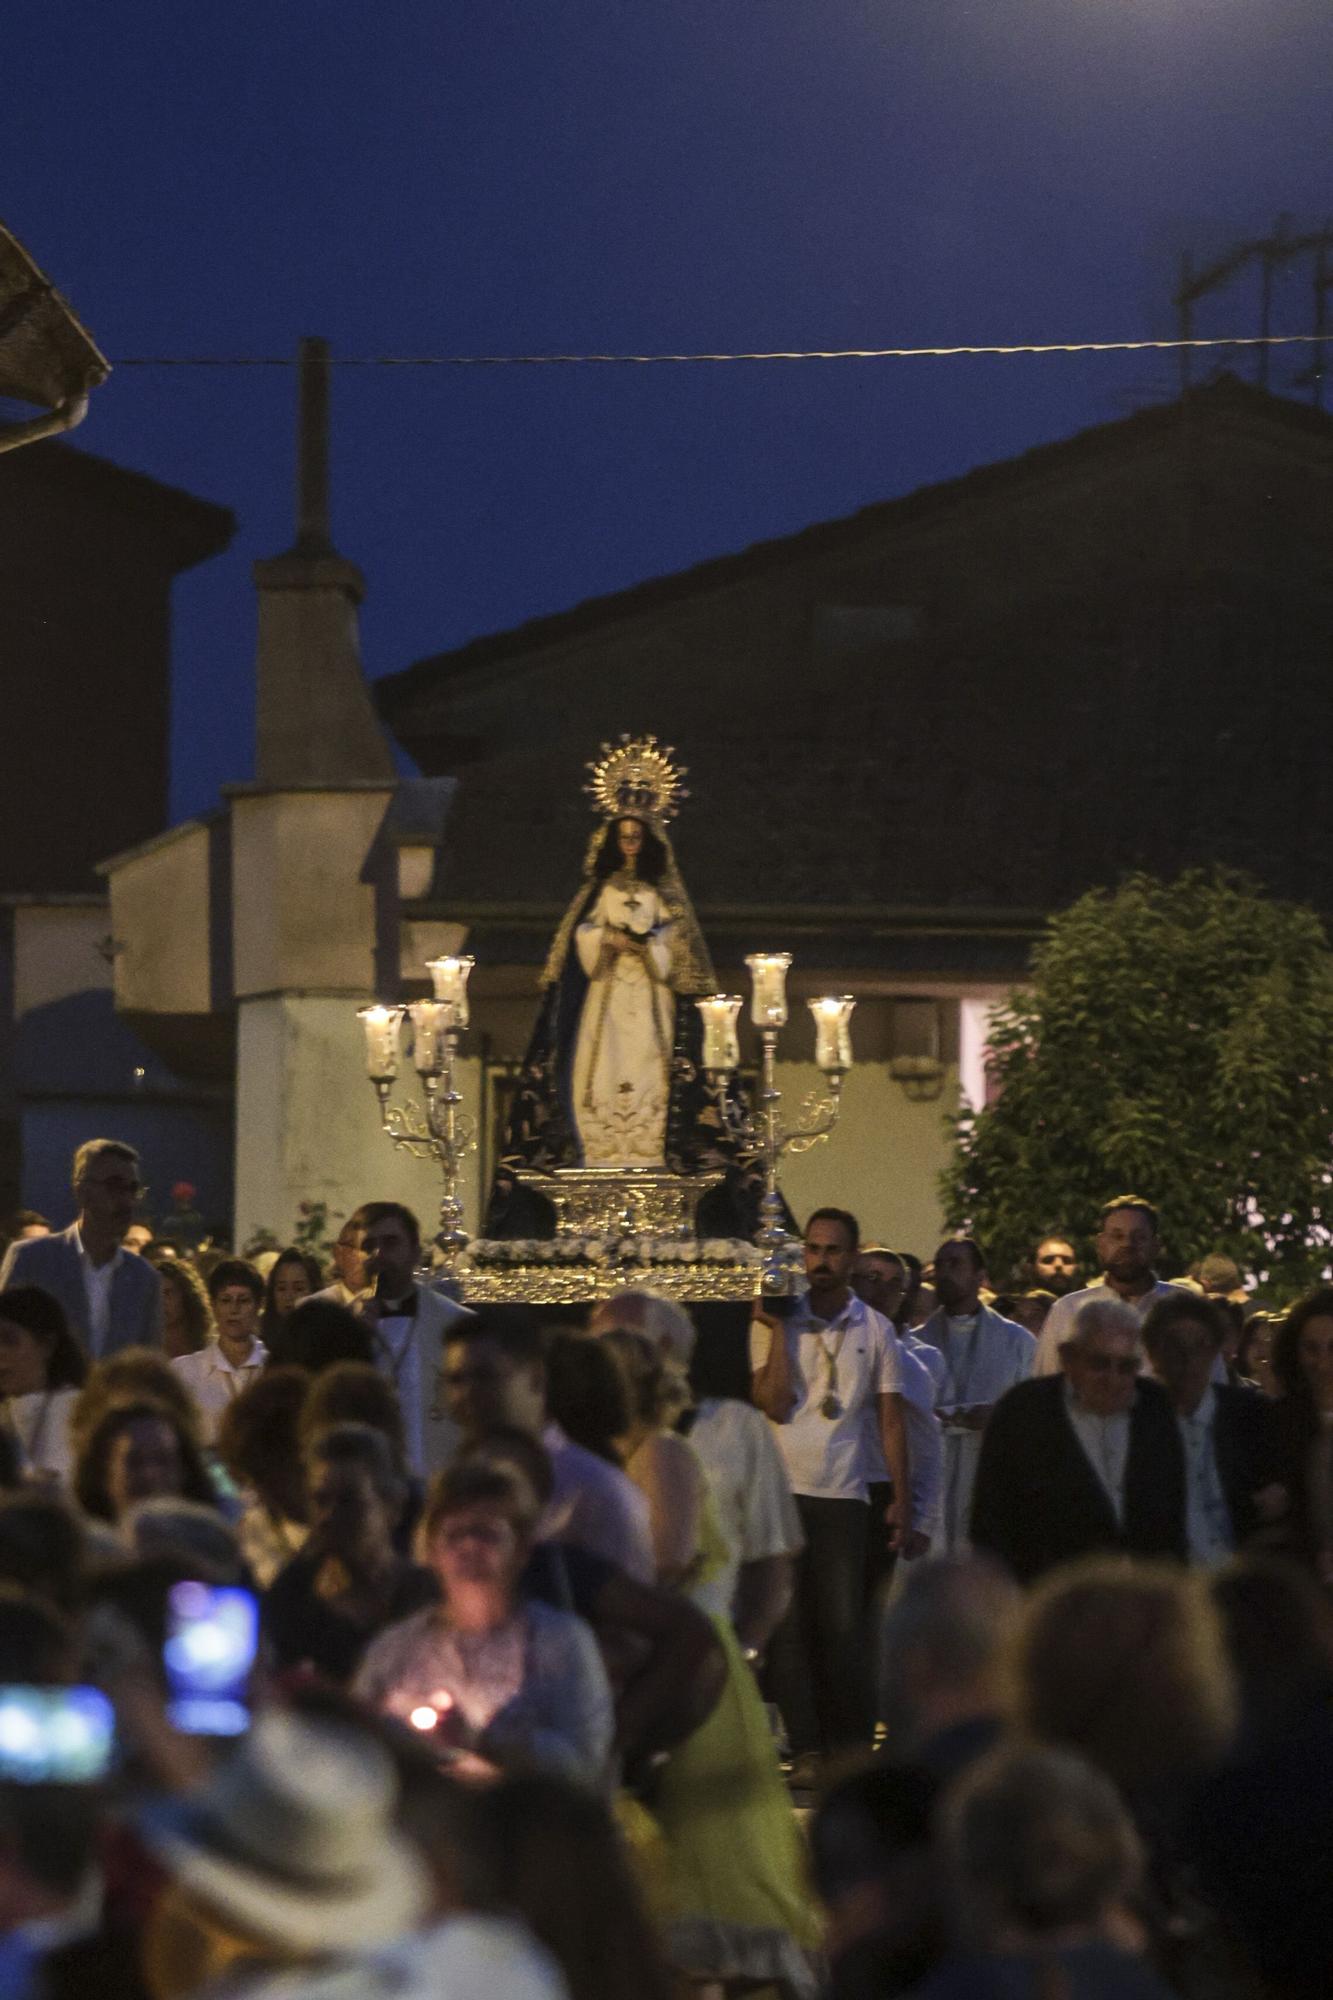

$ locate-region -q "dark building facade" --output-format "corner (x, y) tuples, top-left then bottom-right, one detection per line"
(376, 378), (1333, 983)
(0, 440), (235, 1218)
(0, 437), (233, 894)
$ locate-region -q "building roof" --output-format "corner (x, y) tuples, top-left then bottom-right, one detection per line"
(377, 374), (1333, 723)
(381, 378), (1333, 969)
(0, 221), (108, 410)
(0, 436), (234, 570)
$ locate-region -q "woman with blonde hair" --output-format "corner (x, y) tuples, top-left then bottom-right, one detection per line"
(596, 1324), (822, 1998)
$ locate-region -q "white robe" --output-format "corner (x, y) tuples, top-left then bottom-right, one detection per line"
(915, 1304), (1036, 1551)
(571, 882), (675, 1166)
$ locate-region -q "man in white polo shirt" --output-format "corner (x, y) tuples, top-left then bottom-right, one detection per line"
(751, 1206), (911, 1773)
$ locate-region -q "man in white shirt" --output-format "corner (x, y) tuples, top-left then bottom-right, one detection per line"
(751, 1207), (911, 1767)
(172, 1258), (268, 1441)
(310, 1210), (374, 1312)
(346, 1203), (470, 1477)
(0, 1139), (162, 1356)
(1033, 1196), (1180, 1375)
(851, 1251), (944, 1577)
(440, 1310), (655, 1582)
(912, 1237), (1036, 1552)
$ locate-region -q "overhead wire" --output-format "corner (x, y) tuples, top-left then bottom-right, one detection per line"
(109, 332), (1327, 368)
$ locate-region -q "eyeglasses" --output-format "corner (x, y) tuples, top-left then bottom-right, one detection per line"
(436, 1520), (512, 1548)
(1081, 1353), (1141, 1377)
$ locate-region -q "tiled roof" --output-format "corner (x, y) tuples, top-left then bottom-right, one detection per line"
(378, 375), (1333, 721)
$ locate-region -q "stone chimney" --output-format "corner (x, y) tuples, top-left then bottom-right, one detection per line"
(253, 337), (395, 785)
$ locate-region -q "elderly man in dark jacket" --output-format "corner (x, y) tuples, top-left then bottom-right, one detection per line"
(971, 1297), (1185, 1585)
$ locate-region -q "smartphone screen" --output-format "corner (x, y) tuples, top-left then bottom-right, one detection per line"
(0, 1686), (115, 1783)
(163, 1581), (258, 1737)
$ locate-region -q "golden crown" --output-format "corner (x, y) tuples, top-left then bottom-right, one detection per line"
(584, 734), (688, 825)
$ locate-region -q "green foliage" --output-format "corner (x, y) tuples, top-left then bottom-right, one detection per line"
(941, 871), (1333, 1303)
(240, 1201), (339, 1267)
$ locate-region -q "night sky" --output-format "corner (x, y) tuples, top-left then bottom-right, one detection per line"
(8, 1), (1332, 820)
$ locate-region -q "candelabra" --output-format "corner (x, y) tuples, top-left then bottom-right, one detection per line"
(357, 954), (477, 1267)
(697, 957), (856, 1293)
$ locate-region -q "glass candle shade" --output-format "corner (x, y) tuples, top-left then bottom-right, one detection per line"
(809, 995), (856, 1074)
(408, 1000), (450, 1077)
(746, 953), (792, 1029)
(425, 954), (474, 1028)
(696, 994), (742, 1073)
(357, 1005), (402, 1082)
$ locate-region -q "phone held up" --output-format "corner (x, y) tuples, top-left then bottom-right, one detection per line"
(0, 1686), (115, 1784)
(163, 1581), (259, 1737)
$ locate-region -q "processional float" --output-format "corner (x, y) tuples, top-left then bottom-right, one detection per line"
(357, 737), (856, 1303)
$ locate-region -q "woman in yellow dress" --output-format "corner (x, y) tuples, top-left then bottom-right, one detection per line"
(600, 1327), (823, 1999)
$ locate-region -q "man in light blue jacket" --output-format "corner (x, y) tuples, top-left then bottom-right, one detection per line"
(0, 1139), (163, 1356)
(914, 1236), (1035, 1552)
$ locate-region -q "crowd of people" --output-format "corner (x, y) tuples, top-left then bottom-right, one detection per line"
(0, 1141), (1330, 1997)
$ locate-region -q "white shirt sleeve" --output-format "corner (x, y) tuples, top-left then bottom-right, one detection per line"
(749, 1314), (783, 1376)
(908, 1405), (944, 1535)
(735, 1404), (804, 1560)
(874, 1314), (904, 1396)
(1033, 1291), (1078, 1374)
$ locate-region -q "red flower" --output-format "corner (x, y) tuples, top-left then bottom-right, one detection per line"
(172, 1182), (197, 1205)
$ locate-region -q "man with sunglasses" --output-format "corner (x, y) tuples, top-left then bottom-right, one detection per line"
(969, 1297), (1185, 1585)
(0, 1139), (162, 1355)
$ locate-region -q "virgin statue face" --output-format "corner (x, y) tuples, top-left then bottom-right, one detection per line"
(616, 818), (645, 867)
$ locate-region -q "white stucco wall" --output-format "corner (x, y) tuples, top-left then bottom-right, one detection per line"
(776, 1057), (956, 1258)
(230, 790), (392, 999)
(12, 904), (113, 1018)
(234, 993), (483, 1248)
(104, 824), (213, 1017)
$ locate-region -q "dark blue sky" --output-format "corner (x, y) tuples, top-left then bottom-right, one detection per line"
(8, 1), (1332, 819)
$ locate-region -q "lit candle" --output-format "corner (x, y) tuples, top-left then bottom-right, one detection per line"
(357, 1004), (402, 1082)
(425, 954), (474, 1028)
(809, 995), (856, 1074)
(696, 994), (742, 1073)
(408, 1000), (449, 1076)
(746, 953), (792, 1029)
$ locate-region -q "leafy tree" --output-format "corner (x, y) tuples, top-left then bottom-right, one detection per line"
(942, 871), (1333, 1303)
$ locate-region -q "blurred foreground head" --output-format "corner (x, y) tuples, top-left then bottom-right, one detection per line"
(1006, 1557), (1236, 1798)
(878, 1554), (1022, 1769)
(941, 1743), (1143, 1951)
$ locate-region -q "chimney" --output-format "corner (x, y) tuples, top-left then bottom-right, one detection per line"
(253, 337), (395, 786)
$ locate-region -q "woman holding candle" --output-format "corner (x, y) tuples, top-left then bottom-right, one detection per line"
(355, 1457), (614, 1787)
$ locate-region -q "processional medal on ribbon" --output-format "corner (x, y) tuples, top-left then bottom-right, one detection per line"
(817, 1329), (846, 1419)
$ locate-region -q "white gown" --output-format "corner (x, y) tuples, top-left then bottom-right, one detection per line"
(571, 881), (675, 1166)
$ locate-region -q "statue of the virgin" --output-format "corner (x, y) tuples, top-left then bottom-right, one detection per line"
(497, 737), (723, 1179)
